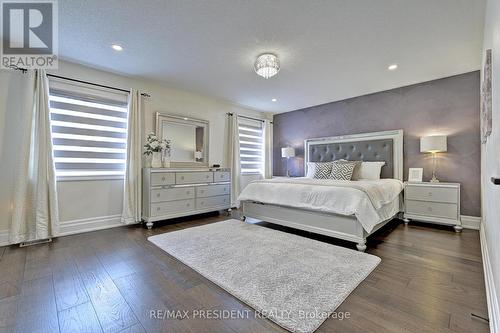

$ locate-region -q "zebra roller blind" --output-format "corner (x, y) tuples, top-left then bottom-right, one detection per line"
(238, 117), (264, 174)
(48, 79), (129, 177)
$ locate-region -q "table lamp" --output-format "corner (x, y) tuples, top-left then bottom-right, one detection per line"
(420, 135), (447, 182)
(281, 147), (295, 177)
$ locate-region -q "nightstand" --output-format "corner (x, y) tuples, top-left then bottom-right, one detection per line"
(403, 182), (462, 232)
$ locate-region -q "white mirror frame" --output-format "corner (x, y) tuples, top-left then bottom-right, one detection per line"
(155, 112), (209, 168)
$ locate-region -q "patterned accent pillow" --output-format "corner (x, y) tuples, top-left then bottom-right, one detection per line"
(329, 161), (358, 180)
(312, 162), (333, 179)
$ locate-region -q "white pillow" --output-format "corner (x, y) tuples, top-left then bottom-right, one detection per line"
(352, 161), (386, 180)
(306, 162), (316, 178)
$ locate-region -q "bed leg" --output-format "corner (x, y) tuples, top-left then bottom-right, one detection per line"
(454, 225), (463, 233)
(356, 240), (367, 252)
(403, 218), (410, 225)
(146, 221), (153, 230)
(240, 215), (246, 222)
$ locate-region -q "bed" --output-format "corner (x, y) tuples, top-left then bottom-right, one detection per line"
(239, 129), (404, 251)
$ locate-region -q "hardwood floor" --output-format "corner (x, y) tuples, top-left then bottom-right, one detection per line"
(0, 211), (489, 333)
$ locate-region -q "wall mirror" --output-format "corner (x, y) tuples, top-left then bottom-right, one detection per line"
(155, 112), (209, 168)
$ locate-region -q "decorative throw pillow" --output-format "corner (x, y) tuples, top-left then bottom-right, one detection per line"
(312, 162), (333, 179)
(329, 161), (358, 180)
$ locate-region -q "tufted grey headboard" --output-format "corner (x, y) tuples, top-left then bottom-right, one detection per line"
(304, 130), (404, 180)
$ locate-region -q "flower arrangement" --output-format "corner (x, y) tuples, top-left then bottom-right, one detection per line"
(144, 132), (171, 156)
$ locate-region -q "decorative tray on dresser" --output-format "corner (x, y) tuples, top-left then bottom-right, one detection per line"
(142, 168), (231, 229)
(403, 182), (462, 232)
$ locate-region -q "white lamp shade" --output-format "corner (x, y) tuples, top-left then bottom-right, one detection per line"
(281, 147), (295, 158)
(420, 135), (447, 153)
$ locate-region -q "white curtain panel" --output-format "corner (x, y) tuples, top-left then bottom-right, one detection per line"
(264, 119), (273, 179)
(10, 70), (59, 244)
(121, 90), (143, 224)
(227, 114), (241, 207)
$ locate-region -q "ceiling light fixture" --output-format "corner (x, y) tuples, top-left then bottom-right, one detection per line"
(111, 44), (123, 51)
(254, 53), (280, 79)
(388, 64), (398, 71)
(271, 98), (277, 102)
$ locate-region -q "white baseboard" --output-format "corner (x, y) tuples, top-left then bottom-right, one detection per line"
(0, 229), (9, 247)
(480, 225), (499, 333)
(58, 214), (124, 237)
(461, 215), (482, 230)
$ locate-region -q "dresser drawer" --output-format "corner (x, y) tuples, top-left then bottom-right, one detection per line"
(151, 187), (195, 203)
(176, 172), (213, 184)
(405, 200), (458, 220)
(196, 184), (230, 198)
(196, 195), (230, 209)
(151, 172), (176, 186)
(214, 172), (230, 182)
(405, 186), (458, 204)
(151, 199), (194, 217)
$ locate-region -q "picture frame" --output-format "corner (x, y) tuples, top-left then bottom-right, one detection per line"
(481, 49), (493, 143)
(408, 168), (423, 182)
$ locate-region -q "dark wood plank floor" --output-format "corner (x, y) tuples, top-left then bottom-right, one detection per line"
(0, 211), (489, 333)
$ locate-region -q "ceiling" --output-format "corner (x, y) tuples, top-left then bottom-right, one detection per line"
(59, 0), (486, 113)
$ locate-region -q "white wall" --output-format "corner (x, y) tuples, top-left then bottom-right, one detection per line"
(481, 0), (500, 328)
(0, 60), (270, 236)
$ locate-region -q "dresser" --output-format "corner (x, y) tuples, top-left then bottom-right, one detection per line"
(403, 182), (462, 232)
(142, 168), (231, 229)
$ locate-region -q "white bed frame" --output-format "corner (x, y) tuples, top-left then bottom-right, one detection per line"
(241, 129), (404, 251)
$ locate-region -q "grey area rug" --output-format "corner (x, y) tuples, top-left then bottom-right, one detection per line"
(148, 219), (380, 333)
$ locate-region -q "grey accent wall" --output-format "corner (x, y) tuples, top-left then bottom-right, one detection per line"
(273, 71), (481, 217)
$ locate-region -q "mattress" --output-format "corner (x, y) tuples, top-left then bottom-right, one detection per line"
(238, 177), (404, 233)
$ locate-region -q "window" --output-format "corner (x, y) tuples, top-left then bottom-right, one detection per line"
(238, 117), (264, 174)
(48, 80), (129, 178)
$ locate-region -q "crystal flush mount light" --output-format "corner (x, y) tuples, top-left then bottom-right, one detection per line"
(254, 53), (280, 79)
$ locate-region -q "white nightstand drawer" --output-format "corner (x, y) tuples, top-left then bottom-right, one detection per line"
(151, 187), (195, 203)
(406, 200), (458, 219)
(151, 199), (194, 216)
(405, 186), (458, 204)
(176, 172), (214, 184)
(196, 184), (230, 198)
(196, 195), (230, 209)
(214, 172), (230, 182)
(151, 172), (176, 186)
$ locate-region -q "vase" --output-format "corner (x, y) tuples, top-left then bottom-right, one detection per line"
(162, 156), (171, 168)
(151, 152), (162, 168)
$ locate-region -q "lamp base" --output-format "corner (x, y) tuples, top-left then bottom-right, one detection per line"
(430, 177), (440, 183)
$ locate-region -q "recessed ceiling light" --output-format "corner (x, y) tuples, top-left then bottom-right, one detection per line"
(111, 44), (123, 51)
(271, 98), (277, 102)
(388, 64), (398, 71)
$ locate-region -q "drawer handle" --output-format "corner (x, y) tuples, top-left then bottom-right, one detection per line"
(156, 193), (160, 198)
(181, 176), (185, 180)
(162, 177), (166, 181)
(156, 207), (160, 211)
(186, 203), (190, 207)
(427, 206), (433, 212)
(428, 192), (433, 196)
(223, 188), (226, 191)
(200, 190), (204, 194)
(201, 201), (204, 205)
(186, 191), (190, 195)
(206, 175), (209, 178)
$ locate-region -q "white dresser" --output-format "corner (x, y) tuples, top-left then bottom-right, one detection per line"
(403, 182), (462, 232)
(142, 168), (231, 228)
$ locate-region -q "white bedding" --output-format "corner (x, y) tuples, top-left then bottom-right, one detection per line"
(238, 177), (404, 233)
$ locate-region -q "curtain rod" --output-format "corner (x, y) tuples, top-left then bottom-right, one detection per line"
(227, 112), (273, 124)
(47, 74), (151, 97)
(8, 65), (151, 97)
